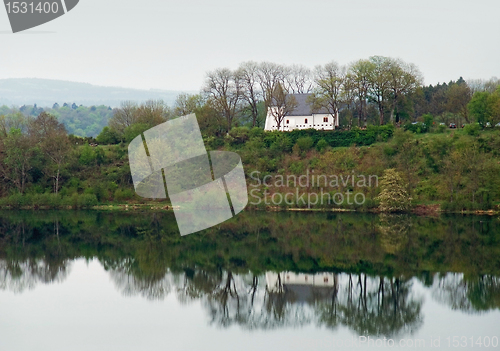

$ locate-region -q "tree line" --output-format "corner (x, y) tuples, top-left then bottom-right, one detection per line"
(103, 57), (499, 142)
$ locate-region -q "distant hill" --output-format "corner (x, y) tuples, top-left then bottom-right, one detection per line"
(0, 78), (191, 108)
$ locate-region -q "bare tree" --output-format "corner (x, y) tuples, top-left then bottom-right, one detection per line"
(268, 82), (298, 130)
(285, 64), (313, 94)
(310, 61), (346, 127)
(31, 112), (70, 194)
(236, 61), (262, 127)
(204, 68), (243, 132)
(257, 62), (287, 112)
(135, 99), (171, 126)
(109, 100), (138, 135)
(368, 56), (392, 125)
(349, 59), (374, 127)
(342, 73), (356, 128)
(173, 93), (204, 117)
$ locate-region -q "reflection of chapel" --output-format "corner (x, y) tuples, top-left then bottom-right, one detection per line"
(266, 272), (336, 303)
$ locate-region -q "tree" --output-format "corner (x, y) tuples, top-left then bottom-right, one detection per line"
(204, 68), (243, 133)
(284, 64), (313, 94)
(109, 101), (138, 135)
(257, 62), (287, 113)
(446, 79), (472, 124)
(310, 61), (346, 128)
(468, 91), (492, 127)
(268, 82), (298, 130)
(173, 93), (204, 117)
(0, 127), (37, 194)
(386, 58), (423, 124)
(368, 56), (392, 125)
(349, 59), (374, 127)
(236, 62), (262, 127)
(31, 112), (70, 194)
(135, 99), (171, 127)
(376, 169), (412, 212)
(96, 126), (120, 145)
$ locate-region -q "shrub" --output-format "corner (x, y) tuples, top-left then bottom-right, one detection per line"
(228, 127), (250, 144)
(79, 144), (96, 165)
(249, 127), (264, 139)
(422, 114), (434, 128)
(295, 136), (314, 152)
(78, 194), (98, 208)
(96, 126), (121, 144)
(436, 124), (446, 133)
(123, 123), (150, 143)
(376, 169), (412, 212)
(464, 123), (481, 136)
(316, 139), (328, 152)
(114, 188), (136, 202)
(404, 122), (428, 134)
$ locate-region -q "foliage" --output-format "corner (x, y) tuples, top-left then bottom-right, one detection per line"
(96, 126), (121, 145)
(376, 169), (412, 212)
(404, 122), (429, 134)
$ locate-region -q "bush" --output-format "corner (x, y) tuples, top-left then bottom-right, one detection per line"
(464, 123), (481, 136)
(249, 127), (264, 139)
(404, 122), (428, 134)
(114, 188), (136, 202)
(228, 127), (250, 144)
(295, 136), (314, 152)
(79, 144), (96, 165)
(7, 193), (28, 208)
(31, 193), (62, 208)
(78, 194), (98, 208)
(123, 123), (150, 143)
(422, 114), (434, 129)
(316, 139), (328, 152)
(436, 124), (446, 133)
(96, 126), (121, 144)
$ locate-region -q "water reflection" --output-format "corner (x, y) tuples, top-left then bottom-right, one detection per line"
(0, 210), (500, 337)
(431, 273), (500, 314)
(0, 258), (71, 293)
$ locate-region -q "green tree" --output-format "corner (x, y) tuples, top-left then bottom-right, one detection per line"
(96, 126), (120, 145)
(468, 91), (492, 127)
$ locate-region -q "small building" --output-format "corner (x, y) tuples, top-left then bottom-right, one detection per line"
(264, 93), (339, 131)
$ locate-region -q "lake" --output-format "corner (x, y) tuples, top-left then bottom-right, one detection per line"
(0, 210), (499, 350)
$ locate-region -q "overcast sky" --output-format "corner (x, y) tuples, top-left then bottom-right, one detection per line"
(1, 0), (499, 92)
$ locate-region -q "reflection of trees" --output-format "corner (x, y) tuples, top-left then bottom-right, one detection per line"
(0, 218), (71, 292)
(174, 270), (422, 336)
(0, 258), (71, 292)
(105, 227), (173, 300)
(432, 273), (500, 314)
(377, 214), (411, 254)
(316, 274), (422, 337)
(106, 257), (173, 300)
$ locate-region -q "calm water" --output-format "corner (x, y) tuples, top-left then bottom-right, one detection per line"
(0, 211), (499, 350)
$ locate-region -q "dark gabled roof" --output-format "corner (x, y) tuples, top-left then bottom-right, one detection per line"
(287, 93), (329, 116)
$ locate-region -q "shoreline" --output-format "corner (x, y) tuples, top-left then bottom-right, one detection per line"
(0, 203), (498, 216)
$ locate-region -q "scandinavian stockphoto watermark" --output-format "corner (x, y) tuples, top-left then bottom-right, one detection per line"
(249, 170), (378, 207)
(128, 114), (248, 236)
(3, 0), (79, 33)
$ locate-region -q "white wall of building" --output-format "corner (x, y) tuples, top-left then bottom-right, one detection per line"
(264, 110), (339, 131)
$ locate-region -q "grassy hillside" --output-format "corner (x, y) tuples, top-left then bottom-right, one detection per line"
(0, 124), (499, 213)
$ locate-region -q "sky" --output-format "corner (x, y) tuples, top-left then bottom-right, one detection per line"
(0, 0), (499, 92)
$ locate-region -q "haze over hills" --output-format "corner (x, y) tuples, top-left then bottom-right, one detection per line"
(0, 78), (192, 108)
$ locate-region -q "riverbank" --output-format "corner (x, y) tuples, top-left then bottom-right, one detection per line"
(1, 201), (498, 216)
